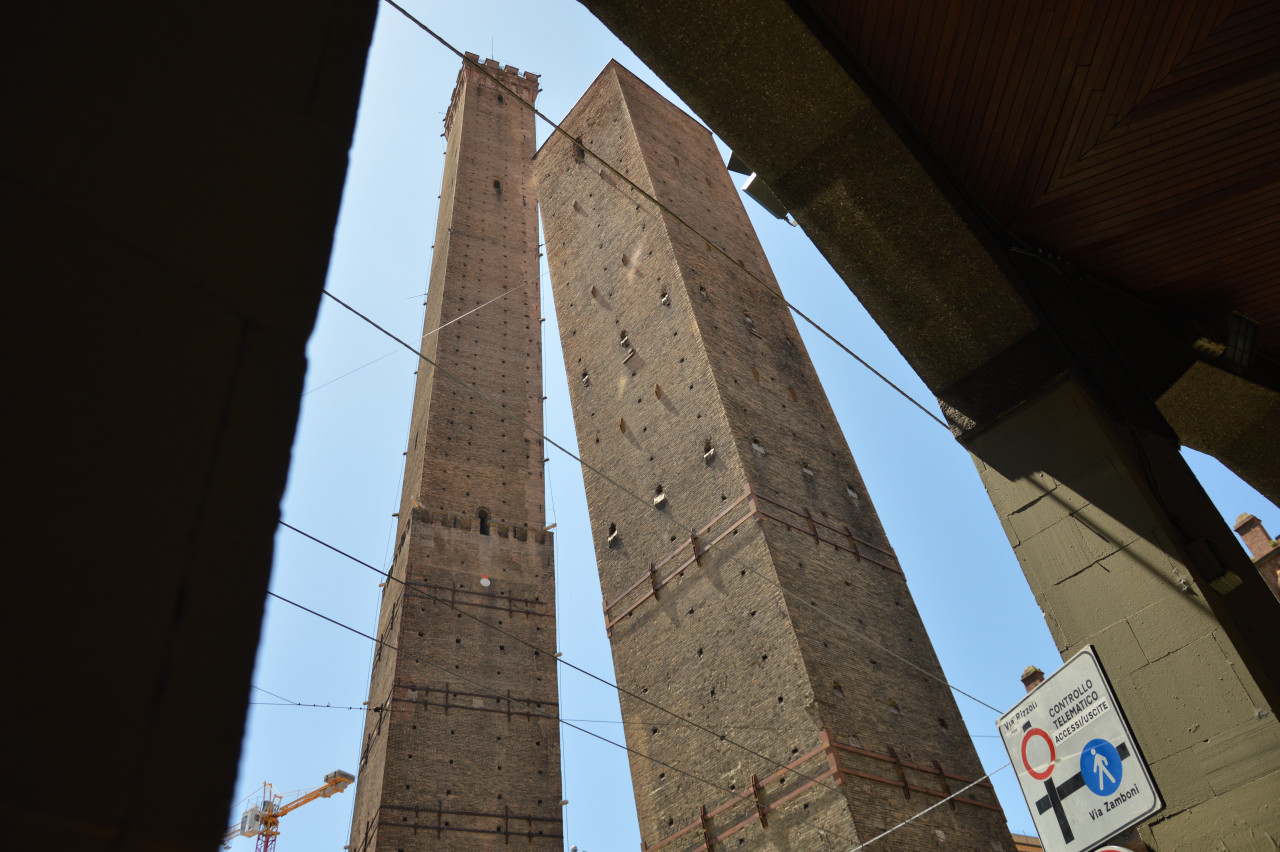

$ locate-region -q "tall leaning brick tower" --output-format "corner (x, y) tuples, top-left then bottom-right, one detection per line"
(536, 62), (1015, 852)
(346, 55), (561, 852)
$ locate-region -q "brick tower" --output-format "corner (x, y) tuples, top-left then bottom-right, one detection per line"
(536, 62), (1014, 851)
(347, 55), (561, 852)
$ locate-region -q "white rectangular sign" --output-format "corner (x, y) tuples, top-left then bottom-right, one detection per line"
(997, 647), (1162, 852)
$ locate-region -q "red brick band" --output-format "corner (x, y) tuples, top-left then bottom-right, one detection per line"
(605, 486), (901, 635)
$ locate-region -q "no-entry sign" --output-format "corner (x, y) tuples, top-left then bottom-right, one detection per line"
(997, 647), (1162, 852)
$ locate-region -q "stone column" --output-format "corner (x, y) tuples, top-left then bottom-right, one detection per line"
(968, 380), (1280, 849)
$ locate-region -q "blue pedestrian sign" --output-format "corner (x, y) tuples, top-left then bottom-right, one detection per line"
(1081, 738), (1123, 796)
(996, 647), (1163, 852)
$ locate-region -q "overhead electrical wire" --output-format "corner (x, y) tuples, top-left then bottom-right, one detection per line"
(365, 0), (1003, 713)
(319, 287), (1002, 716)
(282, 135), (1007, 852)
(846, 764), (1011, 851)
(289, 7), (1020, 848)
(279, 514), (1009, 843)
(248, 691), (1003, 735)
(247, 687), (1011, 850)
(304, 274), (539, 397)
(257, 582), (1004, 851)
(380, 0), (949, 432)
(309, 61), (1007, 850)
(250, 684), (298, 705)
(277, 518), (855, 804)
(348, 0), (1001, 713)
(320, 253), (1007, 837)
(264, 588), (865, 852)
(250, 700), (370, 710)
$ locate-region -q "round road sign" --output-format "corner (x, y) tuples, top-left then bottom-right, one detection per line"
(1081, 737), (1124, 796)
(1021, 728), (1056, 780)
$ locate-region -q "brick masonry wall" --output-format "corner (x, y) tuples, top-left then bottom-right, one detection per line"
(397, 56), (545, 534)
(1234, 514), (1280, 601)
(537, 62), (1014, 852)
(1256, 549), (1280, 601)
(347, 56), (561, 852)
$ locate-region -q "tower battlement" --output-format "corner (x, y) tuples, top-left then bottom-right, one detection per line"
(445, 53), (540, 135)
(402, 505), (554, 546)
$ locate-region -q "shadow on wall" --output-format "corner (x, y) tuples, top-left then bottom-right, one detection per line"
(968, 381), (1280, 707)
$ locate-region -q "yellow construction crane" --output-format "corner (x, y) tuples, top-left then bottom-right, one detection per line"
(222, 769), (354, 852)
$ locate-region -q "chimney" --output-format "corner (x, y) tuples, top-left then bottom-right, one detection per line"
(1020, 666), (1044, 693)
(1233, 513), (1276, 560)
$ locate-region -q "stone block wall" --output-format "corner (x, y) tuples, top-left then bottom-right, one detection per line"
(971, 381), (1280, 850)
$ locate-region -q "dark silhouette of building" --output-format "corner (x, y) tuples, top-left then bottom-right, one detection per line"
(345, 55), (562, 852)
(536, 61), (1013, 851)
(3, 3), (377, 850)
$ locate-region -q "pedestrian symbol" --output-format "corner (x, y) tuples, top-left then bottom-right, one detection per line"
(1080, 738), (1123, 796)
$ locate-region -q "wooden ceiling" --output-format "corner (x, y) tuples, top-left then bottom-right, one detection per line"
(803, 0), (1280, 360)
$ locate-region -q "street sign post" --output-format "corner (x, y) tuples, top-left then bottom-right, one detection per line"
(997, 647), (1162, 852)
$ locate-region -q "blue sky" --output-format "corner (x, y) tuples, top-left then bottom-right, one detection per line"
(229, 2), (1278, 850)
